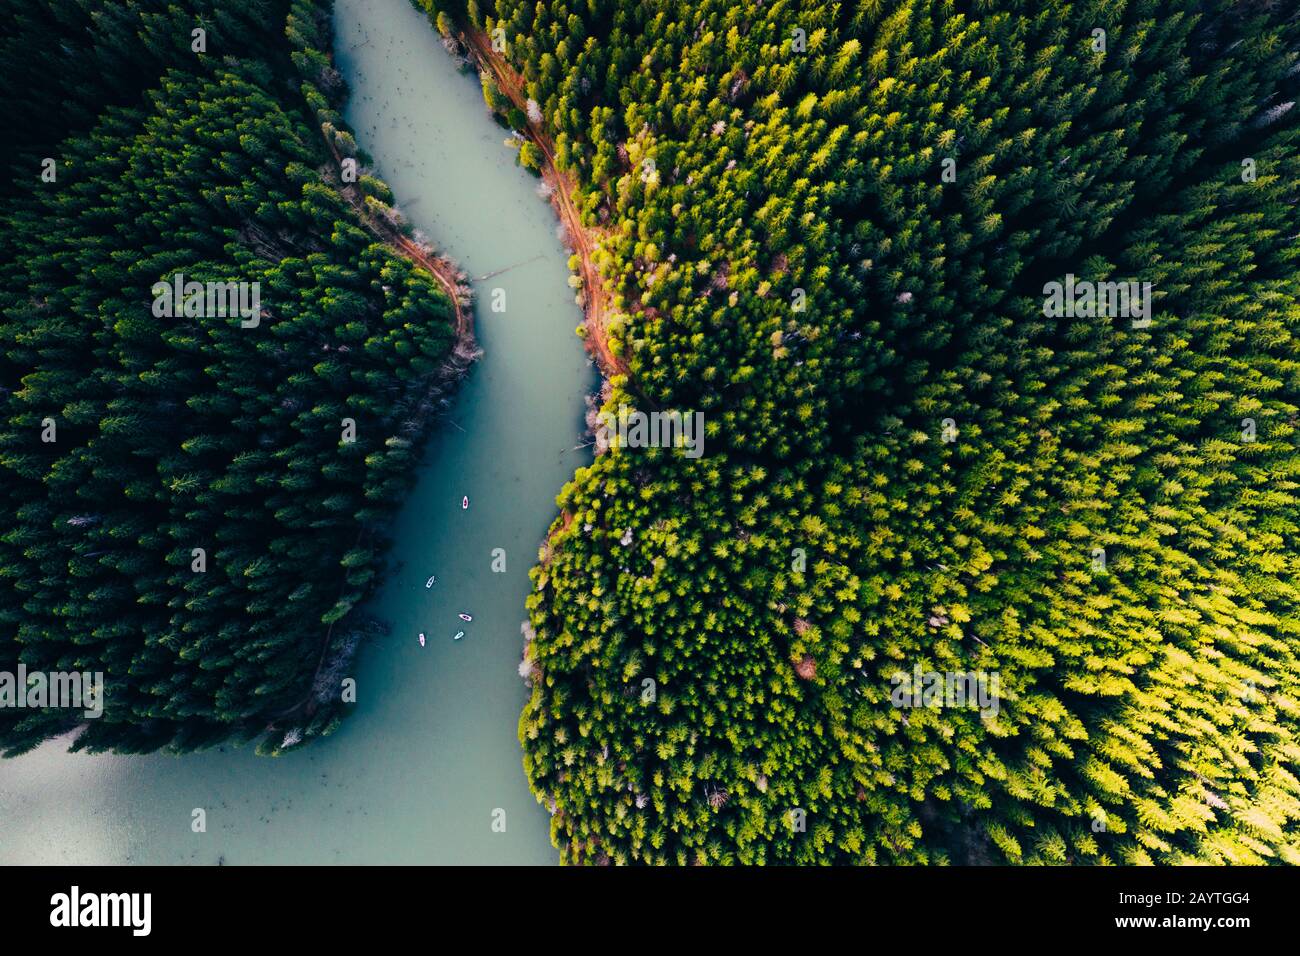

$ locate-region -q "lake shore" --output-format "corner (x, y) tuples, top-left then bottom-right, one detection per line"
(449, 23), (630, 385)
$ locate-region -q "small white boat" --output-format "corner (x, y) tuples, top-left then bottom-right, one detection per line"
(461, 496), (469, 510)
(424, 575), (436, 589)
(453, 631), (465, 641)
(418, 632), (426, 647)
(458, 613), (473, 622)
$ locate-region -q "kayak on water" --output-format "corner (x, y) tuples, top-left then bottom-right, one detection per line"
(418, 632), (426, 647)
(458, 613), (473, 622)
(453, 631), (465, 641)
(461, 495), (469, 510)
(424, 575), (436, 589)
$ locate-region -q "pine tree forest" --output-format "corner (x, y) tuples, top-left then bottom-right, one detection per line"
(3, 0), (1299, 869)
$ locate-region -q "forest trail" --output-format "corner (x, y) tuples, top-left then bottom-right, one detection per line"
(321, 131), (475, 345)
(459, 27), (629, 382)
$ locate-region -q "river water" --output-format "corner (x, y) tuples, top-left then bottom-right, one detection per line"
(0, 0), (590, 865)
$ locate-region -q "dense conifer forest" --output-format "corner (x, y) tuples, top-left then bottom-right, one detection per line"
(4, 0), (1299, 869)
(420, 0), (1300, 863)
(0, 0), (466, 755)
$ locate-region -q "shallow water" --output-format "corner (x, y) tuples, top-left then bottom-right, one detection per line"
(0, 0), (591, 865)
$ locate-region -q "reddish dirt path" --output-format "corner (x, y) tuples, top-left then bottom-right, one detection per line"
(321, 133), (474, 343)
(460, 28), (628, 381)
